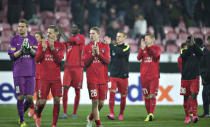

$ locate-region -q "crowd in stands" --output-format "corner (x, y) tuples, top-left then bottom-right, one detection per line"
(0, 0), (210, 53)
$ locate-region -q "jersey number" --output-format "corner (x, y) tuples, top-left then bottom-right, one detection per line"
(90, 89), (97, 97)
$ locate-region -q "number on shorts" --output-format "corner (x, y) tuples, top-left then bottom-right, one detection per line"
(90, 89), (97, 97)
(142, 88), (148, 94)
(180, 87), (186, 94)
(16, 86), (20, 93)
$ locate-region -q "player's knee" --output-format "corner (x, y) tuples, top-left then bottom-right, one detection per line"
(191, 93), (197, 99)
(75, 89), (80, 96)
(149, 94), (156, 99)
(109, 90), (116, 93)
(17, 95), (24, 100)
(99, 101), (104, 107)
(144, 95), (149, 99)
(54, 97), (60, 104)
(184, 96), (189, 100)
(92, 99), (98, 106)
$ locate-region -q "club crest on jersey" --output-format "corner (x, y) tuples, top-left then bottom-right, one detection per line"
(56, 48), (60, 52)
(101, 49), (105, 53)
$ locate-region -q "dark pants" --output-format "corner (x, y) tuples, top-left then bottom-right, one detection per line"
(202, 84), (210, 115)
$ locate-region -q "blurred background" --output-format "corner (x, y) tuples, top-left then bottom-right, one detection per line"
(0, 0), (209, 53)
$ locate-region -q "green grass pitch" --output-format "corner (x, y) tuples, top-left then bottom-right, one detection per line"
(0, 105), (209, 127)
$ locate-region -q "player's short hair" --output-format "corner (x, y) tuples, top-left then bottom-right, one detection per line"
(195, 38), (203, 48)
(181, 42), (187, 49)
(145, 33), (155, 39)
(117, 31), (127, 37)
(90, 27), (101, 35)
(35, 32), (44, 39)
(48, 25), (58, 32)
(18, 19), (28, 27)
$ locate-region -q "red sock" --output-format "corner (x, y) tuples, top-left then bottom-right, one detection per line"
(109, 92), (115, 114)
(184, 99), (190, 117)
(63, 88), (69, 114)
(89, 113), (94, 120)
(95, 120), (101, 126)
(53, 104), (60, 125)
(191, 99), (198, 116)
(30, 103), (34, 109)
(145, 99), (150, 114)
(73, 89), (80, 114)
(149, 98), (156, 114)
(120, 96), (126, 115)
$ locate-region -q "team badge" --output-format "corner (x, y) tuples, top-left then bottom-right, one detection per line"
(101, 49), (105, 53)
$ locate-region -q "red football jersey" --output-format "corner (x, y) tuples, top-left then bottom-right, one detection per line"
(84, 42), (110, 84)
(177, 56), (182, 73)
(35, 62), (41, 79)
(137, 45), (161, 79)
(36, 41), (64, 80)
(64, 34), (85, 68)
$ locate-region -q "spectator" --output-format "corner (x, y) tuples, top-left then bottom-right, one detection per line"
(88, 0), (101, 28)
(133, 14), (147, 39)
(7, 0), (22, 24)
(39, 0), (55, 12)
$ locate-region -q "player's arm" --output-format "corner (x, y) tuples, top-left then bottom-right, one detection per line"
(147, 46), (161, 59)
(69, 35), (85, 45)
(84, 45), (94, 67)
(110, 44), (130, 56)
(51, 44), (64, 65)
(29, 37), (38, 57)
(8, 38), (22, 60)
(137, 48), (143, 61)
(177, 56), (182, 73)
(192, 44), (203, 57)
(35, 43), (46, 62)
(181, 47), (193, 59)
(96, 44), (110, 64)
(57, 25), (70, 43)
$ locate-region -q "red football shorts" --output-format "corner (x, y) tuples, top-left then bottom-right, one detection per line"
(180, 78), (200, 96)
(39, 80), (62, 99)
(63, 68), (83, 89)
(109, 77), (128, 95)
(35, 79), (41, 92)
(87, 83), (108, 100)
(141, 77), (159, 96)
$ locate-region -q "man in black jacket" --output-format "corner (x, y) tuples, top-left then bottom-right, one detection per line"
(104, 31), (130, 120)
(199, 39), (210, 118)
(180, 36), (203, 123)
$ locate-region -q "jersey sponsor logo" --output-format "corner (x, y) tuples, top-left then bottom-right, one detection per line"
(45, 54), (55, 61)
(144, 57), (152, 63)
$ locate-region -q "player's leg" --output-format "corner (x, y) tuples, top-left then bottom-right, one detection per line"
(141, 77), (150, 120)
(72, 88), (80, 119)
(190, 78), (200, 123)
(24, 76), (35, 113)
(72, 68), (83, 119)
(199, 85), (210, 117)
(107, 78), (117, 120)
(36, 80), (49, 127)
(92, 99), (102, 127)
(60, 69), (71, 119)
(51, 80), (62, 127)
(53, 97), (61, 127)
(118, 78), (128, 120)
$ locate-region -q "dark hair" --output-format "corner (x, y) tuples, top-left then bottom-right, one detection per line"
(35, 32), (44, 39)
(181, 42), (187, 49)
(48, 25), (58, 32)
(195, 38), (203, 48)
(18, 19), (28, 27)
(90, 27), (101, 35)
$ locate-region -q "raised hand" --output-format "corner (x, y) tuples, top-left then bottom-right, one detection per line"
(104, 36), (111, 44)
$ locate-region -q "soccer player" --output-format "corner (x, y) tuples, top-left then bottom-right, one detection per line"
(28, 32), (45, 119)
(104, 32), (130, 120)
(199, 38), (210, 118)
(180, 36), (203, 123)
(35, 25), (64, 127)
(8, 19), (38, 127)
(137, 34), (161, 121)
(58, 24), (85, 119)
(85, 27), (110, 127)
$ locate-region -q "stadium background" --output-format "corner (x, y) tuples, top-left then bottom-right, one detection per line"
(0, 0), (209, 104)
